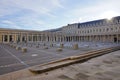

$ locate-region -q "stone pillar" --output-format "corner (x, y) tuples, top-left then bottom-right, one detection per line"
(80, 36), (81, 42)
(96, 35), (98, 42)
(0, 33), (2, 43)
(102, 35), (105, 43)
(73, 43), (78, 50)
(11, 34), (13, 42)
(100, 35), (102, 42)
(38, 34), (40, 42)
(104, 35), (106, 43)
(20, 34), (23, 43)
(47, 36), (49, 42)
(54, 36), (56, 42)
(41, 35), (43, 42)
(57, 36), (59, 42)
(62, 36), (64, 42)
(15, 34), (18, 43)
(117, 34), (119, 43)
(110, 35), (112, 43)
(39, 35), (41, 42)
(8, 34), (10, 43)
(101, 35), (103, 43)
(106, 35), (108, 42)
(60, 43), (64, 48)
(59, 37), (61, 42)
(3, 34), (5, 43)
(118, 34), (120, 43)
(36, 34), (38, 42)
(111, 35), (113, 43)
(26, 34), (29, 42)
(17, 34), (19, 42)
(32, 34), (33, 42)
(14, 34), (16, 43)
(109, 35), (111, 43)
(70, 36), (72, 42)
(79, 36), (80, 42)
(89, 36), (91, 42)
(100, 35), (101, 42)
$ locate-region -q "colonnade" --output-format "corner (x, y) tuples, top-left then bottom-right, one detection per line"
(0, 31), (120, 43)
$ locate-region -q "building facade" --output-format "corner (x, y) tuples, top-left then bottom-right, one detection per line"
(0, 16), (120, 43)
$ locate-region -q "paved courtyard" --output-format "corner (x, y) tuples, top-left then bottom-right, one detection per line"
(0, 42), (119, 75)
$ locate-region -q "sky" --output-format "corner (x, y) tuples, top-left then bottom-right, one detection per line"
(0, 0), (120, 31)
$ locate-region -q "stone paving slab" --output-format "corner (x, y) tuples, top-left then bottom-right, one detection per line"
(0, 49), (120, 80)
(0, 42), (97, 75)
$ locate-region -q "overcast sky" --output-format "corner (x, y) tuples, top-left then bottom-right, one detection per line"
(0, 0), (120, 31)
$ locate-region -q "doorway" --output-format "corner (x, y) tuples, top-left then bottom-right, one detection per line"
(114, 37), (117, 43)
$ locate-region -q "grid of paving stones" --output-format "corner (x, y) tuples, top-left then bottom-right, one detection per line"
(0, 42), (119, 75)
(0, 45), (119, 80)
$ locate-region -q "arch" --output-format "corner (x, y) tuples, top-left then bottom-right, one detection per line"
(114, 37), (117, 43)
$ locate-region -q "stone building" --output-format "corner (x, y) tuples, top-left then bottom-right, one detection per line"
(62, 16), (120, 43)
(0, 16), (120, 43)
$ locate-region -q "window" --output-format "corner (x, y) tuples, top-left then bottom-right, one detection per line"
(106, 28), (109, 31)
(90, 29), (92, 33)
(117, 19), (119, 23)
(111, 28), (113, 30)
(96, 29), (98, 32)
(87, 30), (89, 33)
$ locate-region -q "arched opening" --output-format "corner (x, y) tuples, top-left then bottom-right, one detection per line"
(68, 37), (70, 42)
(114, 37), (117, 43)
(17, 35), (20, 43)
(66, 37), (69, 42)
(4, 35), (8, 42)
(22, 36), (26, 42)
(9, 35), (12, 42)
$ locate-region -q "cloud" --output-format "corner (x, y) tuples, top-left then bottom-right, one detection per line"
(2, 20), (13, 24)
(0, 0), (65, 30)
(63, 0), (120, 23)
(0, 0), (120, 31)
(0, 0), (21, 17)
(2, 20), (21, 29)
(0, 0), (64, 17)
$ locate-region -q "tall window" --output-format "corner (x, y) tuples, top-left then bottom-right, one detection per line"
(4, 35), (8, 42)
(106, 28), (109, 31)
